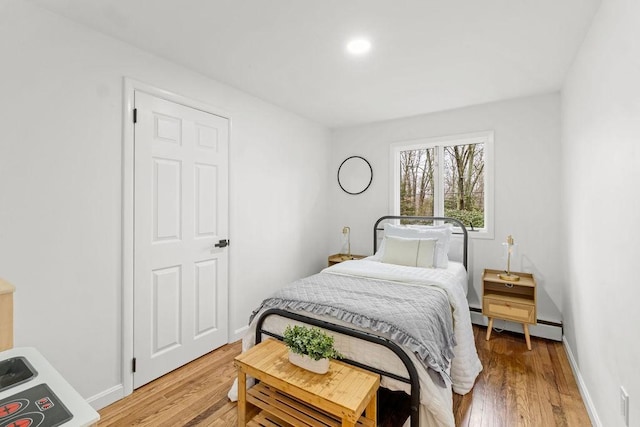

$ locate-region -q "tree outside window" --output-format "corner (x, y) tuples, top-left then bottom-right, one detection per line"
(442, 143), (484, 228)
(400, 148), (435, 217)
(394, 132), (492, 234)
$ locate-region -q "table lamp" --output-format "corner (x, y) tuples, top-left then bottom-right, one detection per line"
(498, 235), (520, 281)
(342, 226), (351, 260)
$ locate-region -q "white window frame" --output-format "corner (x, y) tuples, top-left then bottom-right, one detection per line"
(389, 131), (494, 239)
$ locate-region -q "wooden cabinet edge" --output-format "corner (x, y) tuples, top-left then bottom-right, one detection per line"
(0, 278), (15, 351)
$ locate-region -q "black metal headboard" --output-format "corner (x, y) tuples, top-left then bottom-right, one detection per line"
(373, 215), (469, 269)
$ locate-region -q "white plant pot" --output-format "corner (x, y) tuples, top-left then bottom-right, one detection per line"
(288, 351), (329, 374)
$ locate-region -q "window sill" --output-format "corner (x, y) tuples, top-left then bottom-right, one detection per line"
(465, 229), (494, 240)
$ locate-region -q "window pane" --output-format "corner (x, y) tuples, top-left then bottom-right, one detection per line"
(399, 148), (435, 217)
(443, 143), (484, 228)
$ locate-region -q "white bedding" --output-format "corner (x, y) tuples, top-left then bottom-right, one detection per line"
(362, 256), (469, 296)
(229, 259), (482, 427)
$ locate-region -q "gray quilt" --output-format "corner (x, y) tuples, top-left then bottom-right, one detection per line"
(250, 272), (456, 386)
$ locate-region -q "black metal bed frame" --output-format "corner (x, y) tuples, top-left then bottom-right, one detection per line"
(254, 215), (469, 427)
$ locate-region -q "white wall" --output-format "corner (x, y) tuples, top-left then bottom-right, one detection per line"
(329, 93), (563, 322)
(0, 0), (330, 408)
(561, 0), (640, 425)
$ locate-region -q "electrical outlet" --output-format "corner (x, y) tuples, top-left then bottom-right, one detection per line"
(620, 386), (629, 426)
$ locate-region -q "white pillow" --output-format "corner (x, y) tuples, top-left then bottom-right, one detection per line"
(377, 223), (452, 268)
(447, 235), (464, 263)
(407, 223), (451, 231)
(407, 224), (465, 263)
(381, 236), (418, 267)
(406, 223), (453, 268)
(416, 238), (437, 268)
(381, 235), (436, 268)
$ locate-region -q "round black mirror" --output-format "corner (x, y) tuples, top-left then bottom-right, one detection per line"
(337, 156), (373, 195)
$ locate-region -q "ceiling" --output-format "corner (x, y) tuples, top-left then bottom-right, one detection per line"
(29, 0), (601, 128)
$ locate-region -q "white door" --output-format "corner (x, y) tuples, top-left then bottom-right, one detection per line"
(133, 91), (229, 388)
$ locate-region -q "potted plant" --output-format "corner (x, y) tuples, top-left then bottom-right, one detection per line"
(282, 325), (343, 374)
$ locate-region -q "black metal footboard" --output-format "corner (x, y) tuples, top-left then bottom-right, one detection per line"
(255, 308), (420, 427)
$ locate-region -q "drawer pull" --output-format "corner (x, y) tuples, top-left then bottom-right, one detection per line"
(505, 283), (514, 288)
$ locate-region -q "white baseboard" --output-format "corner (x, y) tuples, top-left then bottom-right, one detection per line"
(88, 325), (248, 413)
(231, 325), (249, 343)
(470, 311), (563, 341)
(87, 384), (124, 410)
(563, 337), (602, 427)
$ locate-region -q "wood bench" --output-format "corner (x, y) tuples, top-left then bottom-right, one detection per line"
(234, 339), (379, 427)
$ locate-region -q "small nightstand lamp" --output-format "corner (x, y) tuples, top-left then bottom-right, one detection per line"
(342, 226), (351, 258)
(499, 235), (520, 281)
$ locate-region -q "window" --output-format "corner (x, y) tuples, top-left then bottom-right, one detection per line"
(391, 131), (493, 237)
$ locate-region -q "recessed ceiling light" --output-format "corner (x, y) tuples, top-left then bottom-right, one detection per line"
(346, 38), (372, 56)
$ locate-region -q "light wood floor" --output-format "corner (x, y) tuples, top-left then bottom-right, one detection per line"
(453, 326), (591, 426)
(99, 326), (591, 426)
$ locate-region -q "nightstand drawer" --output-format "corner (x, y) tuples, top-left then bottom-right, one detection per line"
(483, 297), (535, 324)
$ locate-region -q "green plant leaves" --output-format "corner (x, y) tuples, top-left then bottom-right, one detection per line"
(283, 325), (343, 361)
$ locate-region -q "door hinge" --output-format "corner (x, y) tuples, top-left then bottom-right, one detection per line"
(133, 108), (137, 123)
(132, 357), (137, 373)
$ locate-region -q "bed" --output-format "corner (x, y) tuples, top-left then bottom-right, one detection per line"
(229, 216), (482, 427)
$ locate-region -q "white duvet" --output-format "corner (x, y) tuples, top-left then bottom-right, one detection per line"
(229, 259), (482, 427)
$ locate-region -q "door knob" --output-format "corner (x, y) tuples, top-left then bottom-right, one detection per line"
(214, 239), (229, 248)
